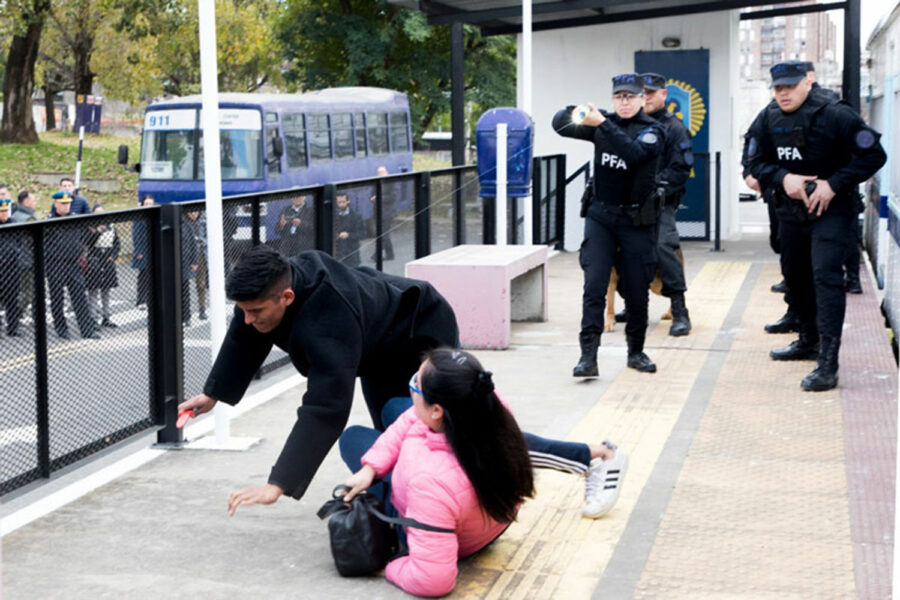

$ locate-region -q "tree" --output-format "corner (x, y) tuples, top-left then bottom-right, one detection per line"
(275, 0), (516, 140)
(1, 0), (52, 143)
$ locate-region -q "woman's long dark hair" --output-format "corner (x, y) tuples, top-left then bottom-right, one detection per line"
(421, 348), (534, 524)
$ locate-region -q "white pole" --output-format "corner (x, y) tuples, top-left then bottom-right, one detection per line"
(496, 123), (508, 246)
(74, 126), (85, 191)
(520, 1), (534, 245)
(198, 0), (230, 444)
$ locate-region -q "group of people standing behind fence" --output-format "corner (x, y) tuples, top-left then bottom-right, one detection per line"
(0, 178), (125, 341)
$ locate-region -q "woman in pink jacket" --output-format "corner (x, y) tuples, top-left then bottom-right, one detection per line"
(339, 348), (535, 597)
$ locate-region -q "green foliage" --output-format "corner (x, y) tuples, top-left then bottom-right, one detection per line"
(275, 0), (516, 140)
(0, 132), (141, 212)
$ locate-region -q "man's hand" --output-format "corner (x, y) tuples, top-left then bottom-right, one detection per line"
(744, 174), (761, 192)
(178, 393), (217, 416)
(807, 179), (836, 217)
(338, 231), (349, 240)
(782, 173), (816, 201)
(341, 464), (377, 502)
(228, 483), (284, 516)
(292, 218), (301, 227)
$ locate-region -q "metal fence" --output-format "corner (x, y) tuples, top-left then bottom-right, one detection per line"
(0, 154), (566, 498)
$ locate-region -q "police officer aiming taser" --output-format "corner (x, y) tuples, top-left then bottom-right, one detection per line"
(553, 73), (665, 377)
(745, 61), (886, 391)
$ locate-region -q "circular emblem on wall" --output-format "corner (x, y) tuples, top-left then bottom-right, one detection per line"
(664, 79), (707, 138)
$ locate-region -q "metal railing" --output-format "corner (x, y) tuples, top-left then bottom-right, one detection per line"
(0, 155), (566, 497)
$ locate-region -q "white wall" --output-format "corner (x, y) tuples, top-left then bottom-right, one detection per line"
(520, 11), (740, 251)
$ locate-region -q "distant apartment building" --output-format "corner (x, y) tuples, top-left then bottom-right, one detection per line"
(738, 2), (841, 91)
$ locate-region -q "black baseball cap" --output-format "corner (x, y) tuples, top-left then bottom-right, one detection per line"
(641, 73), (667, 91)
(769, 61), (808, 87)
(612, 73), (643, 95)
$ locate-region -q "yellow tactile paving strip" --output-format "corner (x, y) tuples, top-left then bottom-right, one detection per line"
(634, 263), (855, 598)
(456, 261), (752, 598)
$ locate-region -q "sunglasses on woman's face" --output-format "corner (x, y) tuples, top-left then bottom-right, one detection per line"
(408, 372), (423, 397)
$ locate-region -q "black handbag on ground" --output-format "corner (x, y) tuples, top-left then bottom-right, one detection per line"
(317, 484), (455, 577)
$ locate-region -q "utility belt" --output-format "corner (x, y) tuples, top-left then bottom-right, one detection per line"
(581, 177), (664, 226)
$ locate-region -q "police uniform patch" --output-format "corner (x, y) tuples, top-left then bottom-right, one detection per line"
(748, 137), (758, 157)
(684, 151), (694, 166)
(640, 131), (658, 145)
(855, 129), (876, 149)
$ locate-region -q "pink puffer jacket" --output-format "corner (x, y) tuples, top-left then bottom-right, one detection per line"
(361, 406), (508, 597)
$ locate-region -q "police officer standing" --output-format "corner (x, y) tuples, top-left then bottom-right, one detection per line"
(641, 73), (693, 336)
(553, 73), (665, 376)
(746, 61), (886, 391)
(46, 191), (100, 340)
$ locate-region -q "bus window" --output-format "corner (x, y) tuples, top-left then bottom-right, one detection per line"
(389, 112), (410, 153)
(368, 113), (388, 155)
(283, 112), (308, 169)
(354, 112), (367, 156)
(198, 129), (263, 180)
(308, 113), (332, 162)
(142, 130), (195, 179)
(266, 112), (282, 175)
(333, 113), (354, 160)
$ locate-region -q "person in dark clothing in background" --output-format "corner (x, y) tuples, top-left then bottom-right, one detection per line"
(333, 192), (365, 267)
(553, 73), (665, 377)
(180, 213), (199, 326)
(46, 192), (99, 340)
(640, 72), (693, 337)
(85, 205), (121, 328)
(745, 61), (886, 391)
(277, 195), (315, 258)
(0, 196), (23, 337)
(131, 195), (155, 308)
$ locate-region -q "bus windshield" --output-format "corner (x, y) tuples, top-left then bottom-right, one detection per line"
(140, 107), (263, 180)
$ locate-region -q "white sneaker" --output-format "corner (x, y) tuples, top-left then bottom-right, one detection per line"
(582, 441), (628, 519)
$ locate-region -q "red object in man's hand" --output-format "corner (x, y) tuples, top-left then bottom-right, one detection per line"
(176, 410), (195, 429)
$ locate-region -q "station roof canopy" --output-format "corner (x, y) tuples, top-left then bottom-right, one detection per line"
(390, 0), (845, 35)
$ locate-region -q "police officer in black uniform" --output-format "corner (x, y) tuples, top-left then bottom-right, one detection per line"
(743, 60), (842, 335)
(553, 73), (665, 376)
(746, 61), (886, 391)
(641, 72), (693, 336)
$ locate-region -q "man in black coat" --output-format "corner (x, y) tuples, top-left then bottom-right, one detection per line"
(179, 246), (460, 510)
(0, 196), (23, 336)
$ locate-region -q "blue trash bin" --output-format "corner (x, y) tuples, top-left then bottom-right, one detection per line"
(476, 108), (534, 198)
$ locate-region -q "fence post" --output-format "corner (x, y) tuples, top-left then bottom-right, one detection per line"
(156, 203), (185, 444)
(454, 170), (465, 245)
(415, 172), (431, 259)
(251, 198), (261, 247)
(713, 151), (723, 252)
(557, 154), (568, 250)
(532, 157), (543, 244)
(32, 225), (50, 477)
(317, 184), (335, 254)
(483, 197), (496, 245)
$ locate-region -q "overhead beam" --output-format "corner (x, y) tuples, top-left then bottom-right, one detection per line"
(481, 0), (811, 35)
(424, 0), (633, 26)
(739, 1), (846, 20)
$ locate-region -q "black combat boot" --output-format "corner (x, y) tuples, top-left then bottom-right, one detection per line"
(614, 309), (627, 323)
(771, 279), (788, 293)
(764, 309), (800, 334)
(573, 332), (600, 377)
(801, 335), (840, 391)
(668, 293), (691, 337)
(769, 329), (819, 361)
(844, 271), (862, 294)
(626, 335), (656, 373)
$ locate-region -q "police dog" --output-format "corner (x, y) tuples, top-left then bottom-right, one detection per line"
(604, 249), (685, 332)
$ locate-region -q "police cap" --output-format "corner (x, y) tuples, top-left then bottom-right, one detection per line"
(641, 73), (667, 91)
(52, 191), (73, 203)
(0, 197), (10, 211)
(769, 61), (807, 87)
(612, 73), (643, 95)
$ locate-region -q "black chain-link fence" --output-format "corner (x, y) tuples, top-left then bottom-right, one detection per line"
(0, 155), (566, 498)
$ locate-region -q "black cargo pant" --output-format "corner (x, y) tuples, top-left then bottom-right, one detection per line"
(657, 202), (686, 297)
(580, 207), (657, 339)
(778, 209), (854, 340)
(48, 265), (96, 337)
(0, 266), (22, 335)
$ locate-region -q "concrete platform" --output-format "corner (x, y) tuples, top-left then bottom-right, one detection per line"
(1, 231), (895, 599)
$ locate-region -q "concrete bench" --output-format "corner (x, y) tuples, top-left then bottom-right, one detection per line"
(406, 244), (549, 349)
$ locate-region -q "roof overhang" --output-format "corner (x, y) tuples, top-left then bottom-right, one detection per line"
(390, 0), (845, 35)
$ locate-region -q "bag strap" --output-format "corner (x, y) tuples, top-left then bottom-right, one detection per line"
(319, 485), (455, 534)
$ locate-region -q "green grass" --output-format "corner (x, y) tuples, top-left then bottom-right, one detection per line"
(0, 131), (142, 214)
(0, 132), (451, 217)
